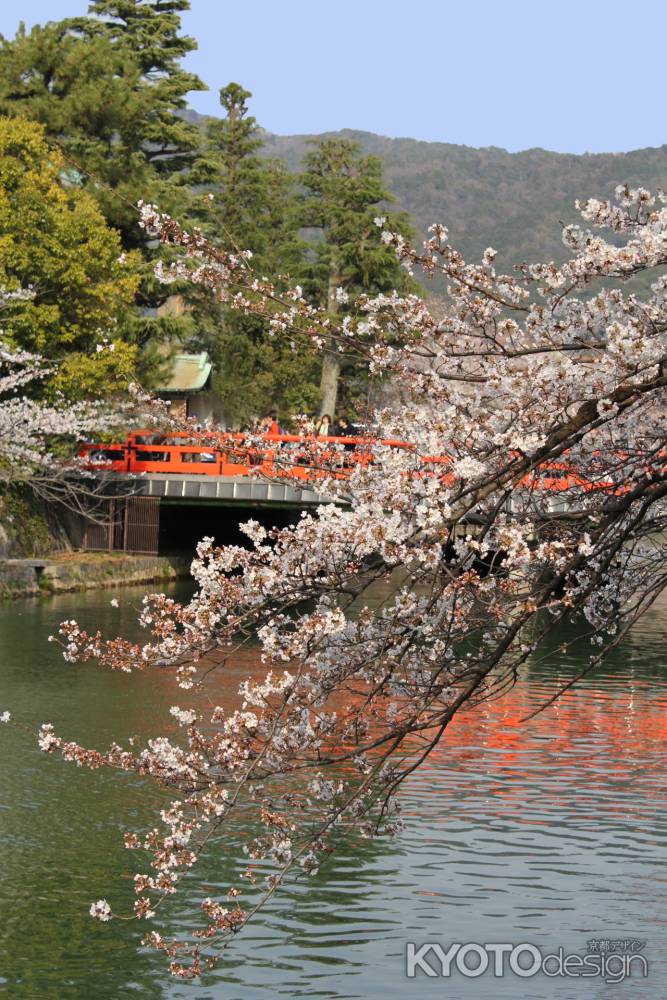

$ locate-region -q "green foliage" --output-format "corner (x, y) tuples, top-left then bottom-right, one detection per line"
(208, 315), (321, 428)
(192, 83), (304, 272)
(68, 1), (205, 185)
(296, 137), (417, 416)
(189, 83), (318, 425)
(262, 128), (667, 295)
(0, 487), (53, 557)
(0, 22), (143, 239)
(0, 117), (141, 397)
(0, 12), (200, 244)
(299, 137), (415, 303)
(194, 83), (267, 247)
(0, 2), (208, 374)
(49, 339), (138, 401)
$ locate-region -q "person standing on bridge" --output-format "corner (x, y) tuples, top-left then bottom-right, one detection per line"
(317, 414), (332, 437)
(258, 410), (281, 435)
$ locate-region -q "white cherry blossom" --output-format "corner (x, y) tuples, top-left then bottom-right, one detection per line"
(38, 185), (667, 979)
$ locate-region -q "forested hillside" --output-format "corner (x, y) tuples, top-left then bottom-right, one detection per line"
(259, 128), (667, 270)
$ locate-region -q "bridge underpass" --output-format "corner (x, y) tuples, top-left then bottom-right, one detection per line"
(158, 496), (306, 553)
(77, 470), (585, 559)
(79, 473), (335, 556)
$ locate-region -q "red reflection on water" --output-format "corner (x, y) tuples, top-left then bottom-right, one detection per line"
(154, 634), (667, 832)
(406, 672), (667, 828)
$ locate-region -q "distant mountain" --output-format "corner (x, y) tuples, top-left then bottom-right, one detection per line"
(185, 109), (667, 275)
(262, 129), (667, 270)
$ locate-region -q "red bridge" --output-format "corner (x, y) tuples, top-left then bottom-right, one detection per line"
(79, 428), (415, 481)
(79, 428), (615, 495)
(76, 429), (630, 556)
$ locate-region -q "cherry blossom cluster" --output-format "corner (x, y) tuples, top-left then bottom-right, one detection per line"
(0, 286), (111, 488)
(38, 187), (667, 978)
(0, 282), (165, 499)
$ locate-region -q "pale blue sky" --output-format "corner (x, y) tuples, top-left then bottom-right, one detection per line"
(1, 0), (665, 154)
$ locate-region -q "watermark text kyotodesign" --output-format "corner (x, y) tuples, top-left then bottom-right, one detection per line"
(406, 939), (648, 984)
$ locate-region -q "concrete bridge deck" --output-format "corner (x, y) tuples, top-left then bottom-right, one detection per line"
(104, 472), (335, 509)
(77, 470), (603, 556)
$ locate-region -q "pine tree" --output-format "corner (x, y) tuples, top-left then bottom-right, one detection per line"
(195, 83), (264, 248)
(194, 84), (300, 267)
(190, 84), (317, 426)
(0, 2), (207, 382)
(72, 0), (205, 182)
(0, 3), (205, 242)
(299, 138), (416, 418)
(0, 22), (142, 238)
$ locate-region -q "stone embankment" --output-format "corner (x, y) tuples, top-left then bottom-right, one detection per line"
(0, 552), (191, 600)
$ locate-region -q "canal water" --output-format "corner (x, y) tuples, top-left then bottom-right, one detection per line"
(1, 581), (666, 999)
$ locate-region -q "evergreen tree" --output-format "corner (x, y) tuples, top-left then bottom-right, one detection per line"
(70, 0), (204, 184)
(196, 83), (265, 249)
(299, 138), (416, 417)
(194, 84), (301, 271)
(0, 3), (204, 243)
(191, 84), (317, 426)
(0, 2), (206, 381)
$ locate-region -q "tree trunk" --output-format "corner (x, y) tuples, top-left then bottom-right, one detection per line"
(318, 265), (341, 417)
(318, 350), (341, 418)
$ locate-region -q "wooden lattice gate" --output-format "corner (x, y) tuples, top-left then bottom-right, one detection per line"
(81, 496), (160, 555)
(122, 496), (160, 554)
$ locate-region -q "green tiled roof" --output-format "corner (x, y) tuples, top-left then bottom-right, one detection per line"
(156, 352), (212, 393)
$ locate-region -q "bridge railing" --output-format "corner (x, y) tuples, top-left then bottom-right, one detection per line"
(77, 433), (632, 500)
(78, 432), (410, 480)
